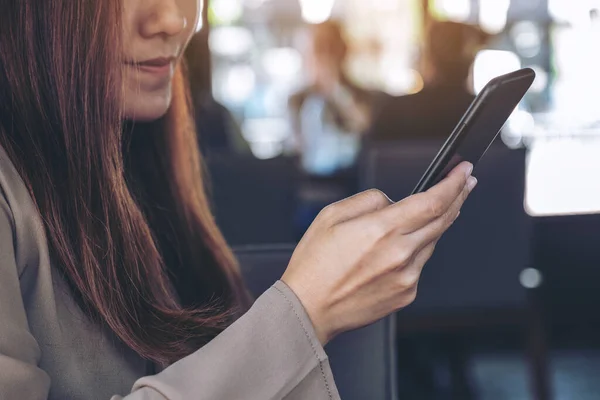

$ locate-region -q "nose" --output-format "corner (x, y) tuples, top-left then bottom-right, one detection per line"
(140, 0), (188, 39)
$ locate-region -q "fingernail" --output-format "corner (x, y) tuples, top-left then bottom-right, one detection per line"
(464, 163), (474, 178)
(467, 176), (478, 191)
(453, 211), (461, 222)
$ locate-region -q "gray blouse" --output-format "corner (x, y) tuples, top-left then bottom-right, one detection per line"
(0, 145), (340, 400)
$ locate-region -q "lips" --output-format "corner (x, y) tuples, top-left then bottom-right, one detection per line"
(127, 57), (175, 76)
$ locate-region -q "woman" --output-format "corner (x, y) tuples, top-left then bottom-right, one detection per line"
(0, 1), (477, 399)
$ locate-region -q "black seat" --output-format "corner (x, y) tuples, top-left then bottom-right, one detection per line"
(534, 214), (600, 324)
(205, 155), (298, 246)
(235, 245), (398, 400)
(360, 142), (550, 399)
(361, 142), (531, 316)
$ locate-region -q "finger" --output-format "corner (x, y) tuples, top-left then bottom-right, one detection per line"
(320, 189), (392, 225)
(425, 161), (474, 203)
(362, 162), (474, 234)
(409, 179), (475, 246)
(367, 181), (470, 280)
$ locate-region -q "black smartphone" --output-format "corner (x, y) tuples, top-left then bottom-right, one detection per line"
(412, 68), (535, 194)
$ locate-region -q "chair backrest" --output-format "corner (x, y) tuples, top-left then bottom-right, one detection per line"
(235, 245), (398, 400)
(361, 142), (532, 318)
(206, 155), (298, 246)
(534, 214), (600, 319)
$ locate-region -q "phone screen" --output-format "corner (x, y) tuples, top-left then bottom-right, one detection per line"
(412, 69), (535, 194)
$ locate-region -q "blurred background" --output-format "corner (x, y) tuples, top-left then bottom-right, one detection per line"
(185, 0), (600, 398)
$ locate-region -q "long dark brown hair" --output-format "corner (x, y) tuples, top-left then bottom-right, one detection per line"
(0, 0), (249, 365)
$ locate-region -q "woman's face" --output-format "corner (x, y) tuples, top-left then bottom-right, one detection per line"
(122, 0), (200, 121)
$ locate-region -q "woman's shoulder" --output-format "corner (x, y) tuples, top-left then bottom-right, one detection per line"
(0, 144), (46, 276)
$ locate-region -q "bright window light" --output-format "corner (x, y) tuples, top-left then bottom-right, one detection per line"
(528, 65), (548, 93)
(473, 50), (521, 93)
(242, 118), (290, 159)
(508, 110), (535, 136)
(548, 0), (600, 26)
(262, 48), (302, 81)
(219, 65), (256, 104)
(382, 66), (424, 95)
(479, 0), (510, 34)
(209, 26), (254, 57)
(431, 0), (471, 22)
(551, 22), (600, 119)
(511, 21), (542, 58)
(211, 0), (243, 25)
(373, 0), (399, 12)
(244, 0), (267, 9)
(298, 0), (336, 24)
(526, 138), (600, 216)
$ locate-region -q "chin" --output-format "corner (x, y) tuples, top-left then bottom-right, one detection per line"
(123, 90), (172, 122)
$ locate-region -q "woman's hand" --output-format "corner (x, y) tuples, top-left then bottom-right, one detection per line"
(282, 162), (477, 345)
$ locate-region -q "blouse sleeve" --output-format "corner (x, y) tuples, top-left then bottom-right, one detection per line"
(0, 192), (339, 400)
(115, 280), (339, 400)
(0, 189), (52, 400)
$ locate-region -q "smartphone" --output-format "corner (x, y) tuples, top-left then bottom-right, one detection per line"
(412, 68), (535, 194)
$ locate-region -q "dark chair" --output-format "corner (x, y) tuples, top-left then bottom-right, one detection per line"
(206, 155), (299, 246)
(362, 143), (531, 315)
(533, 214), (600, 342)
(360, 142), (550, 399)
(235, 245), (398, 400)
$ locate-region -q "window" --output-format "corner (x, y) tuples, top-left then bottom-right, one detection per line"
(209, 0), (422, 158)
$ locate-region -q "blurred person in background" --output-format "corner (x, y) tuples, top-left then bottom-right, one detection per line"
(370, 21), (489, 142)
(289, 20), (376, 176)
(0, 0), (477, 399)
(289, 20), (382, 235)
(186, 34), (251, 157)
